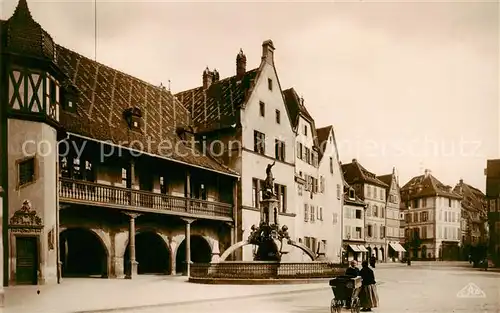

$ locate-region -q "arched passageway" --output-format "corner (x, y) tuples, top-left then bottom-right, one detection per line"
(176, 235), (212, 274)
(124, 232), (171, 275)
(380, 248), (385, 261)
(60, 228), (108, 278)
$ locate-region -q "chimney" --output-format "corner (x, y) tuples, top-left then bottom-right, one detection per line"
(213, 69), (220, 82)
(352, 158), (357, 163)
(236, 49), (246, 79)
(424, 169), (431, 177)
(261, 39), (275, 65)
(202, 67), (214, 89)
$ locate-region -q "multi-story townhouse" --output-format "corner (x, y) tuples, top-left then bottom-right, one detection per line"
(1, 0), (239, 286)
(401, 170), (462, 260)
(314, 125), (344, 262)
(453, 179), (488, 260)
(175, 41), (296, 261)
(485, 159), (500, 267)
(342, 183), (367, 262)
(399, 201), (409, 259)
(281, 88), (322, 260)
(377, 168), (406, 262)
(279, 89), (343, 262)
(342, 159), (389, 261)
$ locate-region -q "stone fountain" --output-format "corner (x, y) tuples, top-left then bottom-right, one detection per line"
(188, 163), (346, 284)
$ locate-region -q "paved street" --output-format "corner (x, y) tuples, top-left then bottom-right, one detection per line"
(88, 264), (500, 313)
(4, 262), (499, 313)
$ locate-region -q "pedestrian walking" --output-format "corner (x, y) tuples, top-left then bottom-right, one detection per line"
(344, 260), (360, 309)
(359, 260), (379, 312)
(369, 255), (376, 268)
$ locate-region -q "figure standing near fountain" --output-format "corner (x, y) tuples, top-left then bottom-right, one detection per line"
(263, 161), (276, 200)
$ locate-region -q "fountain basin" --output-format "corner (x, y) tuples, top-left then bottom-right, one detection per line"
(189, 261), (347, 285)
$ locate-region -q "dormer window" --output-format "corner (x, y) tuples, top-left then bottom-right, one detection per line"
(349, 189), (355, 200)
(123, 107), (142, 131)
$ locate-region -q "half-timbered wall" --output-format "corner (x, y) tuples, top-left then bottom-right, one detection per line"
(7, 66), (60, 121)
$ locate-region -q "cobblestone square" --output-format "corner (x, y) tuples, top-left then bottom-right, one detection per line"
(4, 263), (499, 313)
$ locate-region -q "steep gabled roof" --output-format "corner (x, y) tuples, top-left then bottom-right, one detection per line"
(55, 46), (237, 176)
(453, 180), (487, 215)
(282, 88), (314, 128)
(175, 42), (294, 134)
(1, 0), (238, 176)
(175, 68), (259, 130)
(316, 125), (331, 162)
(377, 174), (392, 189)
(341, 159), (389, 188)
(401, 171), (461, 200)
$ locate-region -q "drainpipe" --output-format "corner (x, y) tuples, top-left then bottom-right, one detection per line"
(56, 133), (70, 283)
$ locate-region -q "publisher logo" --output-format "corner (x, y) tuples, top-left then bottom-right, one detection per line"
(456, 283), (486, 298)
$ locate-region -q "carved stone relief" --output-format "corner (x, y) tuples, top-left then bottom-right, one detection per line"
(9, 200), (43, 233)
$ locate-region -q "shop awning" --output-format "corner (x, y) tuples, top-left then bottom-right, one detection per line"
(389, 243), (406, 252)
(357, 245), (368, 252)
(348, 244), (361, 252)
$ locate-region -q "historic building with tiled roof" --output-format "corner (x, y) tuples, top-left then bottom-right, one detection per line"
(342, 159), (389, 261)
(377, 168), (406, 261)
(175, 37), (345, 262)
(175, 39), (300, 262)
(401, 169), (463, 260)
(1, 0), (240, 287)
(280, 87), (344, 261)
(485, 159), (500, 267)
(453, 179), (488, 260)
(342, 182), (368, 262)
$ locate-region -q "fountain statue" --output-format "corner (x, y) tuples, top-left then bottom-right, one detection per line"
(217, 163), (317, 262)
(189, 163), (345, 284)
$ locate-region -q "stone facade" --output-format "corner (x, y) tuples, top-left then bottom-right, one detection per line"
(1, 0), (239, 286)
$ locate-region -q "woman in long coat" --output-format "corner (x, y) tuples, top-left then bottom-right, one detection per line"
(359, 260), (379, 311)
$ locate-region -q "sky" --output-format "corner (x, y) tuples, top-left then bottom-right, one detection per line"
(2, 0), (498, 192)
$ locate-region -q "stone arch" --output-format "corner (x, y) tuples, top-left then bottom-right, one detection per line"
(288, 240), (316, 261)
(175, 235), (212, 274)
(219, 241), (248, 261)
(59, 227), (111, 278)
(123, 230), (171, 275)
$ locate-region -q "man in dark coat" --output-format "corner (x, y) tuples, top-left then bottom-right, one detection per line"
(344, 260), (360, 309)
(369, 255), (376, 268)
(345, 260), (360, 277)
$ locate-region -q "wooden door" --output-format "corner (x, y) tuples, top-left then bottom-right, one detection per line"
(16, 236), (38, 285)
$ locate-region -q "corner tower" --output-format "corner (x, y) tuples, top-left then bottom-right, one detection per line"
(1, 0), (67, 286)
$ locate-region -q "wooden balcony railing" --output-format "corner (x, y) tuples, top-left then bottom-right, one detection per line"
(59, 178), (233, 220)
